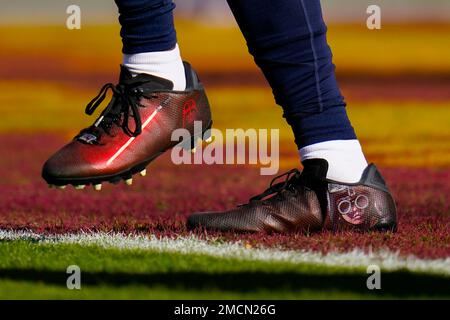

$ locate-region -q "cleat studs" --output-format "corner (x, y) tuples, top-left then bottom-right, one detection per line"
(94, 184), (102, 191)
(205, 137), (213, 143)
(125, 178), (133, 186)
(140, 169), (147, 177)
(57, 185), (67, 189)
(74, 185), (85, 190)
(191, 147), (197, 154)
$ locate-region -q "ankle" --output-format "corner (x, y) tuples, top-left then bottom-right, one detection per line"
(123, 44), (186, 90)
(299, 140), (368, 183)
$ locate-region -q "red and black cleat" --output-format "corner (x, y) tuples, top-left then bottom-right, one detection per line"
(42, 62), (212, 190)
(187, 159), (397, 233)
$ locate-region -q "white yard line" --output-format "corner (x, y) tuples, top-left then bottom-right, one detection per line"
(1, 229), (449, 276)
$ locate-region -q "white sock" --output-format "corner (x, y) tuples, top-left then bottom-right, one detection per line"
(299, 140), (368, 183)
(123, 44), (186, 90)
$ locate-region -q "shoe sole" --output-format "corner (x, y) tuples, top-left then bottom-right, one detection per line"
(44, 121), (212, 191)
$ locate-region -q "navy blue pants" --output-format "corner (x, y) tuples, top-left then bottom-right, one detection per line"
(114, 0), (357, 148)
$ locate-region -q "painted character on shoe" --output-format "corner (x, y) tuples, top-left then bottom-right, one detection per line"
(187, 159), (397, 233)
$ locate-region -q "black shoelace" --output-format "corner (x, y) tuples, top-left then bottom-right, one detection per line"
(239, 169), (301, 206)
(78, 81), (155, 141)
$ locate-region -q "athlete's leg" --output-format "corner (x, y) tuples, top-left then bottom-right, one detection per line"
(188, 0), (397, 233)
(42, 0), (212, 189)
(226, 0), (366, 183)
(115, 0), (185, 89)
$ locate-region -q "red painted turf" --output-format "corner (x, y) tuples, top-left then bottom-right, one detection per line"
(4, 70), (450, 102)
(0, 134), (448, 259)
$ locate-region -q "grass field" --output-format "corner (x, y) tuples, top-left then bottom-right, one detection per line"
(0, 22), (449, 299)
(0, 230), (449, 299)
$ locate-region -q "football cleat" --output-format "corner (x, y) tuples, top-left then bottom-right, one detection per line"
(187, 159), (397, 233)
(42, 62), (212, 188)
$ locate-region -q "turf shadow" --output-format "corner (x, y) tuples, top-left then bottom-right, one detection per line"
(1, 268), (449, 298)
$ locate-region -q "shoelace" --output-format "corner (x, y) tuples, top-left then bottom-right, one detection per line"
(239, 169), (301, 206)
(80, 81), (153, 140)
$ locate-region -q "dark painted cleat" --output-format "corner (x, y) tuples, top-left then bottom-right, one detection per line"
(187, 169), (324, 233)
(301, 159), (397, 232)
(187, 159), (397, 233)
(42, 62), (212, 188)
